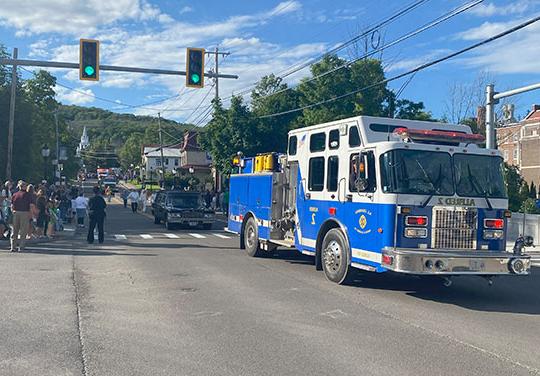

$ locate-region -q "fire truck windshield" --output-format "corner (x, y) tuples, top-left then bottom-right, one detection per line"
(453, 154), (507, 198)
(380, 150), (507, 198)
(380, 149), (454, 195)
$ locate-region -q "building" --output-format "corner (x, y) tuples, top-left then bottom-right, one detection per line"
(140, 131), (212, 184)
(497, 104), (540, 187)
(75, 126), (90, 157)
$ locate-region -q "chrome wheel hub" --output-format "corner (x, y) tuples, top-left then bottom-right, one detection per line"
(246, 226), (255, 248)
(323, 240), (341, 272)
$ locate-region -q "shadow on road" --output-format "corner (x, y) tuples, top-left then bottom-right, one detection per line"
(269, 249), (540, 315)
(22, 248), (156, 257)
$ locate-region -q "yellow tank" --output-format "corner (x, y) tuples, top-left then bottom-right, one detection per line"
(263, 153), (276, 171)
(254, 155), (265, 172)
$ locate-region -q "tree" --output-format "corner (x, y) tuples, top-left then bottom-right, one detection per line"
(119, 132), (144, 169)
(297, 55), (388, 126)
(251, 74), (299, 153)
(392, 99), (434, 121)
(200, 97), (259, 174)
(504, 164), (525, 212)
(529, 181), (537, 199)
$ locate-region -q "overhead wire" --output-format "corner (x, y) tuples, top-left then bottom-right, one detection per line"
(242, 0), (484, 104)
(258, 15), (540, 119)
(224, 0), (432, 100)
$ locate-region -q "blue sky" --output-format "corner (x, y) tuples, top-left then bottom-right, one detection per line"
(1, 0), (540, 124)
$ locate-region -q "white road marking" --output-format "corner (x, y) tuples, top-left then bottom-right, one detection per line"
(164, 233), (179, 239)
(213, 233), (230, 239)
(114, 234), (127, 240)
(140, 234), (153, 239)
(189, 233), (206, 239)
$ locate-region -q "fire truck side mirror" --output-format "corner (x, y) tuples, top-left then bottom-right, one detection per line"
(355, 178), (369, 192)
(524, 235), (534, 247)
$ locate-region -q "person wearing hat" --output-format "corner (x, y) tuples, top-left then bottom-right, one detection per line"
(9, 181), (36, 252)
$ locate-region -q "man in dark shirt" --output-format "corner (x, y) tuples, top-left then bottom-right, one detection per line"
(87, 186), (107, 244)
(10, 181), (35, 252)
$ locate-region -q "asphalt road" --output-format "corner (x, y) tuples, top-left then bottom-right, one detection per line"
(0, 195), (539, 376)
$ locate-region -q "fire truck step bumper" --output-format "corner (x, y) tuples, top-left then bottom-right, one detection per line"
(381, 247), (531, 275)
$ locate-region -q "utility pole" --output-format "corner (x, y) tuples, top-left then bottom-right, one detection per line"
(157, 112), (165, 185)
(5, 48), (18, 180)
(55, 111), (60, 182)
(205, 47), (230, 101)
(485, 82), (540, 149)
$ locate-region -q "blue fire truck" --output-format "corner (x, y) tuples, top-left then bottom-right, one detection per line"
(227, 116), (533, 285)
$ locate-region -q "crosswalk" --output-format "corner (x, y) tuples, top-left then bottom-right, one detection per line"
(113, 232), (233, 241)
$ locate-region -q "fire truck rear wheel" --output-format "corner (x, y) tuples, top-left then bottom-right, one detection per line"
(321, 229), (351, 284)
(244, 217), (263, 257)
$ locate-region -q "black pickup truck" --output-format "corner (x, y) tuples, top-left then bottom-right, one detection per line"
(152, 190), (215, 230)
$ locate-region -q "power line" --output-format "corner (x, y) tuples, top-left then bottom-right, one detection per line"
(224, 0), (432, 100)
(258, 14), (540, 119)
(246, 0), (484, 103)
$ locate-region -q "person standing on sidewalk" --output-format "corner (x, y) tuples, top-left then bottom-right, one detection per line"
(10, 181), (35, 252)
(87, 186), (107, 244)
(75, 192), (88, 227)
(128, 190), (140, 213)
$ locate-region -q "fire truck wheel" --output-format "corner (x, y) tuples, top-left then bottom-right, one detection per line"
(244, 217), (263, 257)
(321, 229), (351, 284)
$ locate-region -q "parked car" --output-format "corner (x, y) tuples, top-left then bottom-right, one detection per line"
(152, 191), (215, 230)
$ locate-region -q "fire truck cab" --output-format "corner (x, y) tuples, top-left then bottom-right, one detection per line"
(227, 115), (532, 284)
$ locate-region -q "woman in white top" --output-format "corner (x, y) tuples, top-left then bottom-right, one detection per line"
(74, 192), (89, 227)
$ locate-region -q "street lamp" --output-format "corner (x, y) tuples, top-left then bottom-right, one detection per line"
(41, 144), (50, 181)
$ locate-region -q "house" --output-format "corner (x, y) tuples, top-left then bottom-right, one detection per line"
(497, 104), (540, 188)
(140, 130), (212, 184)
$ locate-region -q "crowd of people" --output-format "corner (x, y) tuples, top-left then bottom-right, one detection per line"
(0, 179), (97, 252)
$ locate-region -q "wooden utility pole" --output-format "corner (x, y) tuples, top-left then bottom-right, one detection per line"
(5, 48), (18, 180)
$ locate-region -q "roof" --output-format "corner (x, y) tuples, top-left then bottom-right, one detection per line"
(143, 147), (181, 158)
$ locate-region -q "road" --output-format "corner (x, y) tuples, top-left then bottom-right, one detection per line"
(0, 193), (539, 375)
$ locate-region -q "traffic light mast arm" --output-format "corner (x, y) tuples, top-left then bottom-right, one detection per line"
(0, 58), (239, 79)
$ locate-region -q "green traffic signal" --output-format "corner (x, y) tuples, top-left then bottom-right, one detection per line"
(191, 74), (200, 84)
(84, 65), (95, 76)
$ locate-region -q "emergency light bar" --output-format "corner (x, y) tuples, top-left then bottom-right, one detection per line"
(393, 127), (485, 144)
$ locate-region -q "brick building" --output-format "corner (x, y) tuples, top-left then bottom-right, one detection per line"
(497, 104), (540, 188)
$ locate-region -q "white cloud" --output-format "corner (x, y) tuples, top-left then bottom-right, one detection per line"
(55, 85), (95, 105)
(0, 0), (166, 35)
(269, 1), (302, 16)
(456, 20), (519, 40)
(469, 1), (533, 17)
(179, 6), (193, 15)
(458, 21), (540, 74)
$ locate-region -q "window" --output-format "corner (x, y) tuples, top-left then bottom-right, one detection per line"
(349, 126), (361, 147)
(327, 156), (339, 192)
(165, 158), (169, 165)
(369, 123), (407, 133)
(513, 149), (519, 161)
(308, 157), (325, 191)
(329, 129), (340, 149)
(155, 159), (161, 166)
(310, 132), (326, 152)
(288, 136), (297, 156)
(513, 133), (519, 141)
(174, 159), (179, 166)
(350, 152), (377, 192)
(503, 150), (509, 161)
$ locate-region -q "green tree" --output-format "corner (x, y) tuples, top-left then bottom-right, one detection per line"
(251, 74), (300, 153)
(392, 99), (434, 121)
(504, 164), (524, 212)
(119, 132), (145, 169)
(529, 181), (537, 199)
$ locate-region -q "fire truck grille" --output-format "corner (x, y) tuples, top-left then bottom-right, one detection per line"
(432, 207), (477, 249)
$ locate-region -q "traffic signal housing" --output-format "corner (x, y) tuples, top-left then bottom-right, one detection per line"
(186, 48), (205, 88)
(80, 39), (99, 81)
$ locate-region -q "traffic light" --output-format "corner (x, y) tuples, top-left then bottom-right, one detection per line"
(186, 48), (205, 88)
(80, 39), (99, 81)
